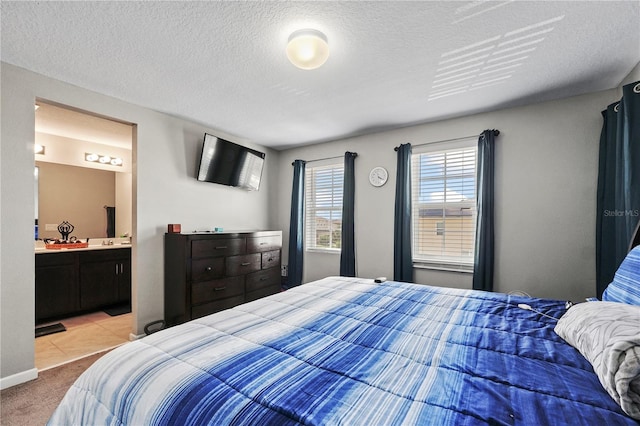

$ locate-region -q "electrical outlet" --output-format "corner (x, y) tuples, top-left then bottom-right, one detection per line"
(281, 265), (288, 276)
(45, 224), (58, 231)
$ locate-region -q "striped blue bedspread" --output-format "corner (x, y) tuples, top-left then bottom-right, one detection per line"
(48, 277), (638, 425)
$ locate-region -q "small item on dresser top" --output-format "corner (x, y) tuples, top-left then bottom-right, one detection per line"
(167, 224), (181, 233)
(374, 277), (387, 283)
(214, 227), (224, 232)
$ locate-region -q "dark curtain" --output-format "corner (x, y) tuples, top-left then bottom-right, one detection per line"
(340, 152), (358, 277)
(596, 80), (640, 297)
(287, 160), (306, 288)
(394, 143), (413, 282)
(473, 130), (498, 292)
(105, 206), (116, 238)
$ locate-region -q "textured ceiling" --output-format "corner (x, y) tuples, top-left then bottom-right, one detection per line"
(2, 1), (639, 150)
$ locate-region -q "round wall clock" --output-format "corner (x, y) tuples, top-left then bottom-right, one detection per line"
(369, 166), (388, 187)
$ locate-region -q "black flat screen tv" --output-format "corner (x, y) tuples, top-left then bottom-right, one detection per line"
(197, 134), (265, 191)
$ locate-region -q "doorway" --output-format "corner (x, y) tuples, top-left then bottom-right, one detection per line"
(33, 101), (135, 370)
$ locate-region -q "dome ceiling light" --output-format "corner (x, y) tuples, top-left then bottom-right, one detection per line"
(286, 29), (329, 70)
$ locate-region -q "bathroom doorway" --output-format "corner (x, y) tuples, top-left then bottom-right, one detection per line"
(33, 101), (135, 370)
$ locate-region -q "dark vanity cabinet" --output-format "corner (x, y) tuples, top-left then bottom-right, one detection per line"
(164, 231), (282, 327)
(79, 249), (131, 311)
(35, 247), (131, 323)
(35, 252), (79, 322)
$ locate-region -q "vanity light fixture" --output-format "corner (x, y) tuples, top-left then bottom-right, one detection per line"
(34, 144), (45, 155)
(286, 29), (329, 70)
(85, 152), (123, 167)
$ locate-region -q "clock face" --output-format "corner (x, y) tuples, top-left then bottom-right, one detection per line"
(369, 167), (388, 187)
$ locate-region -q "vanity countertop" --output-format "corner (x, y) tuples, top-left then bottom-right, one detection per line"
(35, 238), (132, 254)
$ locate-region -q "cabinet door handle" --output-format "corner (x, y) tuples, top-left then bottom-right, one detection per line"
(120, 263), (124, 274)
(205, 266), (213, 272)
(241, 262), (251, 266)
(215, 246), (227, 250)
(214, 286), (226, 291)
(115, 264), (119, 275)
(259, 277), (268, 281)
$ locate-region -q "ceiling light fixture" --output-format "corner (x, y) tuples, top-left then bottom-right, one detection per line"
(286, 29), (329, 70)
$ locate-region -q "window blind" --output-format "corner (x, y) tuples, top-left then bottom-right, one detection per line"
(411, 141), (477, 270)
(305, 163), (344, 251)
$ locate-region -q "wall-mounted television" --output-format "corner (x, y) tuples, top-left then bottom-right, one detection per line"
(196, 134), (265, 191)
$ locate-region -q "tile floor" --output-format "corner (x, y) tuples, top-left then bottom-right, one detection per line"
(35, 311), (132, 371)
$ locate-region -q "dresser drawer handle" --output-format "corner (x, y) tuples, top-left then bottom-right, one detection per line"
(267, 258), (273, 262)
(214, 286), (226, 291)
(259, 242), (267, 245)
(241, 262), (251, 266)
(215, 246), (227, 250)
(260, 277), (268, 281)
(205, 266), (213, 272)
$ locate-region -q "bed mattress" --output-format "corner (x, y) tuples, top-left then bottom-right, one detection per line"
(48, 276), (638, 425)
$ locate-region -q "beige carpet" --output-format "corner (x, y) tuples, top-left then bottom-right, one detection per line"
(1, 351), (108, 426)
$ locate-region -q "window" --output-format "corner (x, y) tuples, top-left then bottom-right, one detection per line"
(411, 140), (477, 271)
(305, 162), (344, 251)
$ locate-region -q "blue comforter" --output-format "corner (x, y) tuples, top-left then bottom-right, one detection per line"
(48, 277), (638, 425)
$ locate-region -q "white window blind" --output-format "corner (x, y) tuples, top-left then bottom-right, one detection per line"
(411, 140), (477, 271)
(305, 163), (344, 251)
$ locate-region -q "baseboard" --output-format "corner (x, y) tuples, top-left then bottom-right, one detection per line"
(0, 368), (38, 390)
(129, 332), (145, 341)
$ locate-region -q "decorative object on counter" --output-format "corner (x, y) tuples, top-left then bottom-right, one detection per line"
(57, 221), (74, 240)
(167, 224), (181, 233)
(214, 227), (223, 232)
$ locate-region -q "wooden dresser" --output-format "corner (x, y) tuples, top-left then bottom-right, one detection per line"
(164, 230), (282, 326)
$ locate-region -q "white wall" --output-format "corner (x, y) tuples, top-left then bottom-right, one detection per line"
(0, 63), (279, 386)
(621, 61), (640, 86)
(275, 88), (622, 301)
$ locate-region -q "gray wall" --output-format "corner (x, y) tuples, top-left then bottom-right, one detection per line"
(275, 88), (622, 300)
(0, 63), (279, 386)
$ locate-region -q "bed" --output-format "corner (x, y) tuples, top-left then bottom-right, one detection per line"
(48, 250), (640, 425)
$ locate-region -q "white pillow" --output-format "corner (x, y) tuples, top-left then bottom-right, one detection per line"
(554, 301), (640, 420)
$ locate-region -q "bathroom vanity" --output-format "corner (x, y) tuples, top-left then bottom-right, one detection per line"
(35, 243), (131, 323)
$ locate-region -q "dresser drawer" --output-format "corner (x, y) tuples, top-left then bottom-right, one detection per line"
(191, 238), (245, 258)
(246, 267), (281, 293)
(190, 257), (224, 282)
(191, 295), (245, 320)
(191, 276), (244, 305)
(226, 253), (261, 276)
(261, 250), (280, 270)
(247, 235), (282, 253)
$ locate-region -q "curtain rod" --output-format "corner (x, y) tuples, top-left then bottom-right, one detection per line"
(394, 130), (499, 151)
(291, 152), (357, 166)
